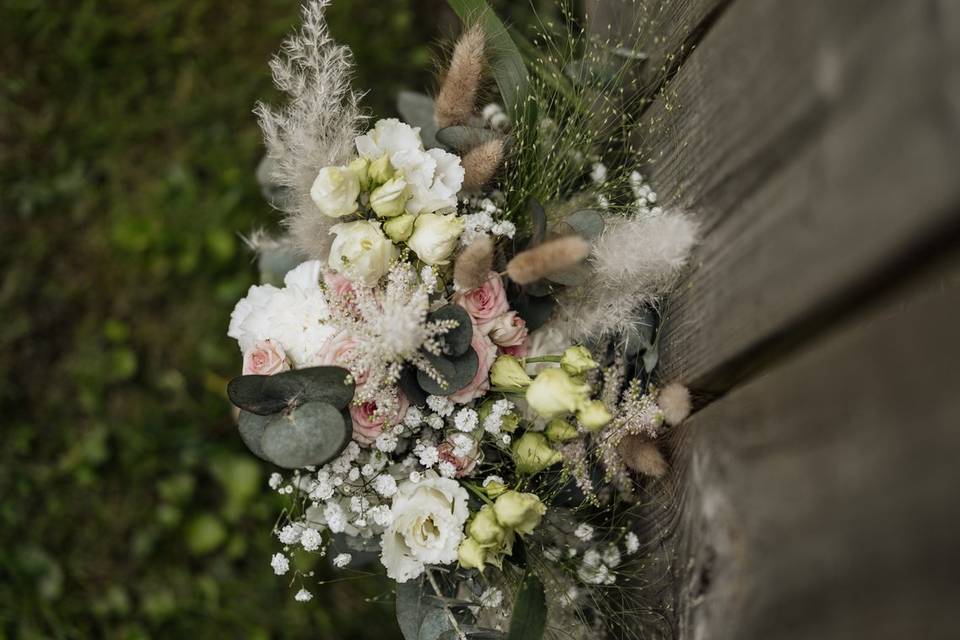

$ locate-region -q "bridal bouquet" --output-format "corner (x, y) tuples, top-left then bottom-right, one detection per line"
(226, 1), (697, 638)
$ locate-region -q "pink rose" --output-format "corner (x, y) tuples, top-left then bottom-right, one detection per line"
(437, 437), (480, 477)
(449, 326), (498, 404)
(349, 390), (409, 446)
(487, 311), (528, 352)
(454, 272), (508, 329)
(324, 270), (355, 299)
(315, 331), (368, 384)
(242, 339), (290, 375)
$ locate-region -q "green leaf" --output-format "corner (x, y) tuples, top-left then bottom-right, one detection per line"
(559, 209), (604, 240)
(399, 366), (429, 407)
(528, 198), (547, 247)
(510, 291), (556, 332)
(446, 0), (529, 117)
(430, 304), (473, 356)
(396, 578), (430, 640)
(259, 401), (351, 469)
(257, 243), (301, 287)
(417, 348), (479, 396)
(418, 608), (454, 640)
(227, 366), (355, 415)
(435, 125), (500, 152)
(398, 91), (441, 149)
(507, 574), (546, 640)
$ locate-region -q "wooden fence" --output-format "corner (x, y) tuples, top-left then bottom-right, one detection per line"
(586, 0), (960, 637)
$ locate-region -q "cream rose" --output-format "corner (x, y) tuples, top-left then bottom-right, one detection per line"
(455, 272), (509, 328)
(315, 331), (367, 384)
(310, 166), (361, 218)
(370, 177), (410, 218)
(487, 311), (528, 354)
(328, 220), (398, 285)
(242, 339), (290, 375)
(380, 472), (470, 582)
(406, 213), (465, 266)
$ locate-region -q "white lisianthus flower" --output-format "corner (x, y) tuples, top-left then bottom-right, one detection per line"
(310, 166), (361, 218)
(369, 177), (410, 218)
(406, 213), (466, 265)
(355, 119), (464, 215)
(380, 471), (469, 582)
(227, 260), (335, 367)
(328, 220), (399, 285)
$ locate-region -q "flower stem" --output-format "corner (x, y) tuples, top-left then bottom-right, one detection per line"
(426, 569), (467, 640)
(524, 355), (562, 364)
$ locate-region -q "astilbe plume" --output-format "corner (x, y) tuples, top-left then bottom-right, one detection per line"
(325, 263), (457, 412)
(255, 0), (363, 260)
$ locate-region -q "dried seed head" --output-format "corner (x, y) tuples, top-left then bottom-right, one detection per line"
(435, 24), (486, 129)
(506, 236), (591, 285)
(461, 138), (505, 191)
(658, 382), (691, 426)
(454, 236), (494, 291)
(618, 436), (668, 478)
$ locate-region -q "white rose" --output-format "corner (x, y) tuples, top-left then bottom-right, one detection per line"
(328, 220), (399, 285)
(356, 118), (424, 161)
(227, 262), (336, 367)
(370, 177), (411, 218)
(380, 472), (469, 582)
(310, 166), (361, 218)
(407, 213), (465, 265)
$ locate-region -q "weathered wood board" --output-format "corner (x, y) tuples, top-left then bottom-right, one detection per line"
(589, 0), (960, 637)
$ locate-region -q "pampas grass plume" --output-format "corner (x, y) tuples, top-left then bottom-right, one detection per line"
(454, 236), (494, 291)
(506, 236), (591, 285)
(618, 437), (668, 478)
(435, 24), (485, 129)
(461, 138), (505, 191)
(658, 382), (691, 426)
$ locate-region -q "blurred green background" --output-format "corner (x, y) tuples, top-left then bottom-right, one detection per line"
(0, 0), (547, 638)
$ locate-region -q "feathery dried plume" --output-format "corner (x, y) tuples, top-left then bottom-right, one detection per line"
(461, 138), (505, 191)
(454, 236), (494, 291)
(506, 236), (591, 285)
(255, 0), (363, 260)
(554, 210), (698, 341)
(435, 24), (486, 129)
(658, 382), (691, 426)
(618, 437), (668, 478)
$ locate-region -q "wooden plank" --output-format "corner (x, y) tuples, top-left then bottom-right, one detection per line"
(638, 0), (960, 392)
(584, 0), (729, 92)
(663, 256), (960, 639)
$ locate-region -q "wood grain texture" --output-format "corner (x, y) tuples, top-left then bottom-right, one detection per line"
(665, 258), (960, 639)
(640, 0), (960, 392)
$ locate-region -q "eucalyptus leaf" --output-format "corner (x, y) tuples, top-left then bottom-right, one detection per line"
(399, 366), (429, 408)
(559, 209), (604, 240)
(440, 630), (506, 640)
(510, 292), (556, 332)
(255, 155), (294, 209)
(446, 0), (529, 118)
(435, 126), (499, 152)
(417, 348), (479, 396)
(507, 574), (546, 640)
(237, 411), (271, 461)
(418, 608), (454, 640)
(431, 304), (473, 357)
(528, 198), (547, 247)
(545, 261), (591, 286)
(260, 401), (351, 469)
(398, 91), (440, 149)
(227, 366), (355, 415)
(257, 244), (301, 287)
(396, 578), (430, 640)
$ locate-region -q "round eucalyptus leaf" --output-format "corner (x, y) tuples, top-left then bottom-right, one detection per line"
(260, 401), (351, 469)
(227, 366), (354, 415)
(416, 349), (479, 396)
(430, 305), (473, 357)
(237, 411), (272, 461)
(397, 91), (440, 149)
(557, 209), (604, 240)
(435, 126), (499, 152)
(399, 366), (429, 407)
(546, 261), (591, 286)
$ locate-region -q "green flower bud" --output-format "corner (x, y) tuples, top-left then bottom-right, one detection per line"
(368, 153), (394, 185)
(348, 157), (371, 191)
(545, 418), (579, 442)
(370, 177), (410, 218)
(489, 355), (533, 389)
(525, 368), (590, 418)
(511, 432), (562, 475)
(561, 345), (599, 376)
(458, 537), (486, 571)
(468, 505), (506, 546)
(577, 400), (613, 432)
(383, 213), (417, 242)
(482, 478), (508, 499)
(493, 491), (546, 536)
